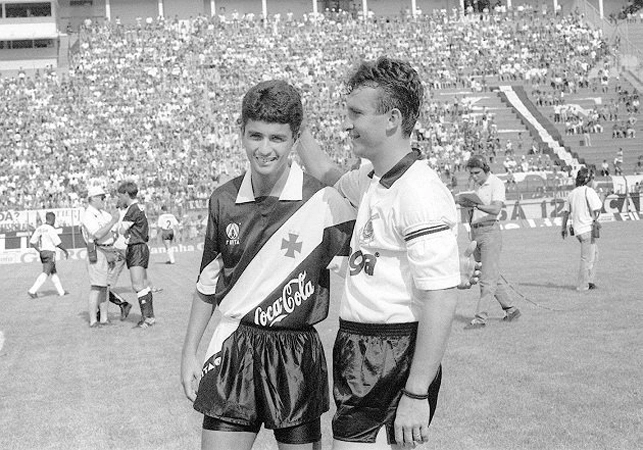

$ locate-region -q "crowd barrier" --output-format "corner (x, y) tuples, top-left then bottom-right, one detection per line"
(2, 191), (642, 265)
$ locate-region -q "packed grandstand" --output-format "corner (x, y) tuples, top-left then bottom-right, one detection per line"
(1, 1), (642, 238)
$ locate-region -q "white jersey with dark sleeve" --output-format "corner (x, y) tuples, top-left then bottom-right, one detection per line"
(334, 151), (460, 324)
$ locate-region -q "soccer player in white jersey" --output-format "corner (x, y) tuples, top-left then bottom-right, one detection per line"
(27, 212), (69, 298)
(181, 80), (354, 450)
(297, 56), (461, 449)
(157, 205), (179, 264)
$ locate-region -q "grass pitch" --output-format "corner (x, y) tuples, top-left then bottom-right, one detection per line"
(0, 221), (641, 450)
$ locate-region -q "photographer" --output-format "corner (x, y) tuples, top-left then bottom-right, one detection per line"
(561, 168), (603, 292)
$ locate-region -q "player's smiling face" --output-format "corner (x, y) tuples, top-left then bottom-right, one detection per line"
(343, 86), (390, 159)
(243, 119), (295, 182)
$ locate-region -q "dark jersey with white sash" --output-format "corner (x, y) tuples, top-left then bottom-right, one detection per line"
(122, 202), (149, 245)
(196, 163), (355, 375)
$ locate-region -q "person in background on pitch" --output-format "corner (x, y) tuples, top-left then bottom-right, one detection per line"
(297, 56), (462, 449)
(456, 154), (521, 330)
(81, 186), (120, 327)
(27, 211), (69, 298)
(181, 79), (355, 450)
(560, 167), (602, 291)
(104, 195), (133, 321)
(117, 181), (156, 329)
(157, 205), (179, 264)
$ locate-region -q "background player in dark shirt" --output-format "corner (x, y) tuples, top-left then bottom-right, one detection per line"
(117, 181), (156, 329)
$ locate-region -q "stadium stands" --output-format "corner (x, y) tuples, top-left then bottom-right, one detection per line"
(1, 4), (640, 215)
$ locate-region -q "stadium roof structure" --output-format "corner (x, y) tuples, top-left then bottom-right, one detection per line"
(1, 0), (58, 4)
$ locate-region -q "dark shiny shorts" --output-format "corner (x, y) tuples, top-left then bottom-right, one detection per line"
(332, 319), (442, 444)
(125, 243), (149, 269)
(39, 250), (57, 275)
(202, 416), (321, 445)
(194, 322), (329, 437)
(161, 230), (174, 242)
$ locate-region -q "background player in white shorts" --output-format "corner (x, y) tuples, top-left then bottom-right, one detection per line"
(27, 211), (69, 298)
(157, 205), (179, 264)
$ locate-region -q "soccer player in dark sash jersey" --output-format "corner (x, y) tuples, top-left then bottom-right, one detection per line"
(181, 80), (355, 450)
(116, 181), (156, 329)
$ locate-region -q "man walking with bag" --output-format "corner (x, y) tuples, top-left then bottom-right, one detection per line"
(561, 168), (603, 291)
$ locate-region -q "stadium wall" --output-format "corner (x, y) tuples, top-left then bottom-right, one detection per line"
(2, 188), (643, 263)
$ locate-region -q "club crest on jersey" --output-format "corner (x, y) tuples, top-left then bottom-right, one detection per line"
(281, 232), (302, 258)
(359, 213), (379, 245)
(225, 223), (240, 245)
(254, 271), (314, 327)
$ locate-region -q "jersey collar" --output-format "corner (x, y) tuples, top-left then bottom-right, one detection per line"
(368, 150), (420, 189)
(236, 161), (304, 204)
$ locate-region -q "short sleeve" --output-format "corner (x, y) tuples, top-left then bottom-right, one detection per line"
(588, 188), (602, 211)
(196, 196), (222, 303)
(396, 181), (460, 291)
(48, 228), (62, 247)
(490, 176), (506, 204)
(29, 228), (41, 245)
(334, 164), (371, 209)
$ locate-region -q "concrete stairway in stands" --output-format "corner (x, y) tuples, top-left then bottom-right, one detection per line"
(432, 86), (532, 174)
(527, 78), (641, 173)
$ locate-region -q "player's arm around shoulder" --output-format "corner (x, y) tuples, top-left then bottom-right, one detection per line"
(295, 127), (344, 186)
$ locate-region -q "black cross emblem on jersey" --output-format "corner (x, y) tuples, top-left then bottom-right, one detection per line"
(281, 233), (302, 258)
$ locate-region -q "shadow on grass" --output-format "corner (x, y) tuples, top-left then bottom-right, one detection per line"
(513, 281), (577, 290)
(77, 309), (142, 326)
(453, 313), (508, 324)
(29, 289), (67, 298)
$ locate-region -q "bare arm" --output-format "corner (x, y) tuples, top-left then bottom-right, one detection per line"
(181, 292), (216, 402)
(296, 128), (345, 186)
(56, 243), (70, 259)
(476, 199), (503, 216)
(560, 210), (570, 239)
(92, 213), (119, 241)
(394, 287), (457, 445)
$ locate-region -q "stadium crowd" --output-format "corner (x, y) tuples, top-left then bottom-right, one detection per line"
(0, 4), (615, 216)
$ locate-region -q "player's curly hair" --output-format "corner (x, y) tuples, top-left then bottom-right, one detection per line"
(240, 80), (303, 138)
(346, 56), (423, 138)
(117, 180), (139, 199)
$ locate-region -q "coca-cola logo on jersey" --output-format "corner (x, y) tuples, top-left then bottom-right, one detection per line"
(254, 271), (314, 327)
